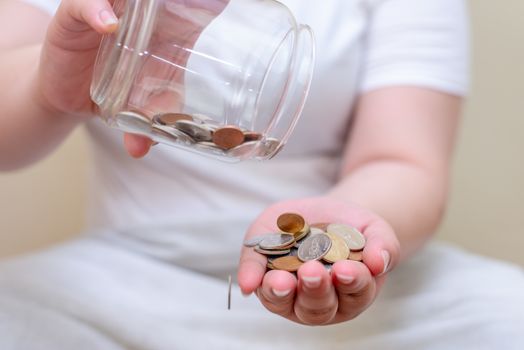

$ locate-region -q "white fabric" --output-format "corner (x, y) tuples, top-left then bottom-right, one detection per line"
(0, 238), (523, 350)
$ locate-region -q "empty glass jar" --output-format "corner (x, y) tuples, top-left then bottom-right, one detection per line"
(90, 0), (315, 162)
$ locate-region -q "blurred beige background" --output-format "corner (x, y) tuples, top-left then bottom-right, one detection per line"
(0, 1), (523, 265)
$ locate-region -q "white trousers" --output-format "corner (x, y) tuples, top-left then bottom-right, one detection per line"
(0, 234), (523, 350)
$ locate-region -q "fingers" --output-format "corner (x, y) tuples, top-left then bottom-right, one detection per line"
(361, 219), (401, 276)
(57, 0), (118, 34)
(123, 134), (153, 158)
(331, 260), (376, 319)
(237, 247), (267, 295)
(256, 270), (297, 318)
(294, 261), (338, 325)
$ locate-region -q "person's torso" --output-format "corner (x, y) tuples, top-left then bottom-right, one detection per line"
(85, 0), (371, 232)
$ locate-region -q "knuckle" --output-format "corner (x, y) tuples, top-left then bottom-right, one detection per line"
(256, 289), (293, 317)
(294, 304), (337, 325)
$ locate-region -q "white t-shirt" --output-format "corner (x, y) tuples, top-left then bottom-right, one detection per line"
(22, 0), (469, 246)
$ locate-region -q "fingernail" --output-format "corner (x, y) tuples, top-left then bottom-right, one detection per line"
(336, 273), (355, 284)
(272, 288), (291, 298)
(381, 250), (390, 275)
(301, 276), (321, 289)
(99, 9), (118, 27)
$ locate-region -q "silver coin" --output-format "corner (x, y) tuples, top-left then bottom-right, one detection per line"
(327, 223), (366, 251)
(227, 141), (260, 158)
(255, 138), (282, 159)
(297, 233), (332, 262)
(114, 111), (151, 134)
(254, 246), (291, 256)
(175, 120), (213, 142)
(258, 233), (295, 250)
(310, 227), (326, 235)
(192, 113), (220, 126)
(152, 124), (195, 144)
(243, 235), (266, 248)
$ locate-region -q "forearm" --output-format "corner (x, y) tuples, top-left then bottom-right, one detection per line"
(0, 45), (80, 171)
(329, 159), (449, 262)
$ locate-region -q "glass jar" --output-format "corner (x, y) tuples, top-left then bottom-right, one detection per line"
(90, 0), (315, 162)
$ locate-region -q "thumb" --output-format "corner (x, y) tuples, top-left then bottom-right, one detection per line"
(56, 0), (119, 35)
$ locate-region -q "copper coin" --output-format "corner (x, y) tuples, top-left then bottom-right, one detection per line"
(272, 256), (304, 272)
(212, 126), (245, 150)
(294, 224), (310, 241)
(258, 233), (295, 250)
(349, 250), (364, 262)
(277, 213), (305, 234)
(327, 224), (366, 251)
(297, 234), (332, 262)
(323, 232), (350, 263)
(255, 246), (291, 256)
(154, 113), (193, 126)
(244, 131), (263, 142)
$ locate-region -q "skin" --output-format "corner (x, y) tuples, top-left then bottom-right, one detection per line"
(0, 0), (461, 326)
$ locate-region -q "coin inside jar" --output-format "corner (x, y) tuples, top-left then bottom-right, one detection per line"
(114, 111), (151, 134)
(175, 120), (213, 142)
(243, 131), (263, 142)
(212, 126), (245, 150)
(227, 141), (259, 158)
(154, 112), (193, 126)
(277, 213), (305, 234)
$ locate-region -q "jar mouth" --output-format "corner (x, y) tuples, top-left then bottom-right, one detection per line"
(254, 25), (315, 160)
(91, 0), (158, 122)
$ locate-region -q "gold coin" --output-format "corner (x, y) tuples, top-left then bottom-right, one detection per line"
(277, 213), (305, 234)
(271, 256), (304, 272)
(212, 126), (245, 150)
(349, 250), (364, 262)
(327, 223), (366, 251)
(323, 232), (350, 263)
(294, 224), (310, 241)
(310, 222), (330, 231)
(155, 112), (193, 126)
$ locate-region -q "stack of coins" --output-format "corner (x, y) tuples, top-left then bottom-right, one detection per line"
(243, 213), (366, 272)
(113, 110), (281, 159)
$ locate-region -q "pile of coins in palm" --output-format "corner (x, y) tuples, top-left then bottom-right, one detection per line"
(114, 110), (281, 159)
(243, 213), (366, 272)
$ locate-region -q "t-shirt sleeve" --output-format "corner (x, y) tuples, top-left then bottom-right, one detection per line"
(18, 0), (60, 15)
(359, 0), (470, 96)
